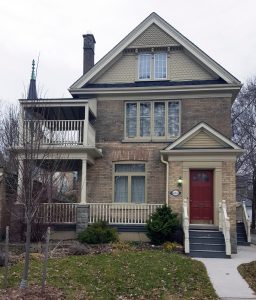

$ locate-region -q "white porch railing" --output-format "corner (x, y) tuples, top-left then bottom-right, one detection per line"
(88, 203), (163, 224)
(182, 199), (190, 253)
(23, 120), (95, 146)
(39, 203), (77, 223)
(219, 200), (231, 256)
(242, 201), (251, 243)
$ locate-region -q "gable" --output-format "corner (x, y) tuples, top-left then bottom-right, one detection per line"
(92, 47), (216, 84)
(70, 13), (240, 90)
(177, 130), (231, 149)
(165, 122), (242, 151)
(129, 24), (179, 47)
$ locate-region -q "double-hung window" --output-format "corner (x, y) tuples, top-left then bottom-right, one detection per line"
(138, 54), (151, 80)
(138, 52), (167, 80)
(125, 101), (180, 140)
(114, 163), (146, 203)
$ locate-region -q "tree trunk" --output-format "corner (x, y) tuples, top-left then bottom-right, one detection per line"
(3, 226), (9, 288)
(252, 170), (256, 229)
(19, 221), (32, 289)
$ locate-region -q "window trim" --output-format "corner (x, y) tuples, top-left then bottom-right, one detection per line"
(138, 53), (151, 80)
(124, 100), (181, 142)
(138, 52), (168, 81)
(112, 161), (147, 204)
(154, 53), (167, 80)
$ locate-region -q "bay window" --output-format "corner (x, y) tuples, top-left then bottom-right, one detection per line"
(125, 101), (180, 140)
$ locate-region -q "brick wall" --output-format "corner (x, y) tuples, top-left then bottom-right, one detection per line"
(95, 97), (232, 143)
(87, 142), (166, 204)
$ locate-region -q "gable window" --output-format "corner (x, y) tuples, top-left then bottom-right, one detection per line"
(138, 54), (151, 79)
(154, 53), (167, 79)
(125, 101), (180, 140)
(114, 163), (146, 203)
(138, 52), (167, 80)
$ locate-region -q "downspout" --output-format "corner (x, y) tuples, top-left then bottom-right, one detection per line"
(161, 154), (169, 206)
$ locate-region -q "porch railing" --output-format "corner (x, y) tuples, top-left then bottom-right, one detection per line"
(182, 199), (190, 253)
(39, 203), (163, 225)
(219, 200), (231, 256)
(88, 203), (163, 224)
(23, 120), (95, 146)
(39, 203), (77, 223)
(242, 201), (251, 243)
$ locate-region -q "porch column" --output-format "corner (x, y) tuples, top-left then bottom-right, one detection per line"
(80, 159), (87, 203)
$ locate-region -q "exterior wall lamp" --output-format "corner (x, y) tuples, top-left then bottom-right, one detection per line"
(177, 176), (183, 188)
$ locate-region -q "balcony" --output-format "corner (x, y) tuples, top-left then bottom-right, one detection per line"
(23, 119), (95, 146)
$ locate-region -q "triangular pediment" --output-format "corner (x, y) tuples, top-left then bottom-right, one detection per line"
(70, 13), (240, 90)
(165, 123), (242, 151)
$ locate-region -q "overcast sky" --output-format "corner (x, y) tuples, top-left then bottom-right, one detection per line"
(1, 0), (256, 103)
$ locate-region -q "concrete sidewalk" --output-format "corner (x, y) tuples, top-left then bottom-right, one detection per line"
(196, 245), (256, 300)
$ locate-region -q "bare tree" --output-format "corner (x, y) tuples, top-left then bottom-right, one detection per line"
(232, 77), (256, 229)
(0, 102), (67, 288)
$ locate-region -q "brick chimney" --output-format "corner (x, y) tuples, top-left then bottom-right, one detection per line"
(83, 34), (96, 75)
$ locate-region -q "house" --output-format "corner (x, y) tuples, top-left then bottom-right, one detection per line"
(14, 13), (251, 257)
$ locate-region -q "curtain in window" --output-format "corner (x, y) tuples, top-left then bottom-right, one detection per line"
(140, 103), (151, 137)
(139, 54), (151, 79)
(154, 102), (165, 136)
(126, 103), (137, 138)
(114, 176), (128, 202)
(131, 176), (145, 203)
(154, 53), (167, 79)
(168, 102), (179, 137)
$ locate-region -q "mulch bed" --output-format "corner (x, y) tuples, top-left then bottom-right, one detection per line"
(0, 285), (65, 300)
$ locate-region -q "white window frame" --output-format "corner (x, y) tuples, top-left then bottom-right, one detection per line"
(138, 54), (151, 80)
(124, 100), (181, 141)
(154, 53), (167, 80)
(113, 162), (147, 203)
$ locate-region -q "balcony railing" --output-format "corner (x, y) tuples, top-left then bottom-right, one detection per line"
(39, 203), (77, 224)
(23, 120), (95, 146)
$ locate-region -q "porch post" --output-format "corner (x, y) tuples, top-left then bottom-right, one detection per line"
(80, 159), (87, 203)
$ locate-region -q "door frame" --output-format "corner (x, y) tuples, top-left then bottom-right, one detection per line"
(189, 169), (214, 224)
(182, 161), (222, 226)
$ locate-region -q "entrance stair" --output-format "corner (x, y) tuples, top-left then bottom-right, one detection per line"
(189, 227), (229, 258)
(237, 222), (250, 246)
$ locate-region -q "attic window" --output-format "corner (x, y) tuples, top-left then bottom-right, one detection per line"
(138, 54), (151, 79)
(138, 53), (167, 80)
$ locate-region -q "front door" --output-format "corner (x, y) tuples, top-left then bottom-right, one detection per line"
(190, 170), (213, 224)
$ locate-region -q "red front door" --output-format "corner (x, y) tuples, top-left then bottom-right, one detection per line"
(190, 170), (213, 224)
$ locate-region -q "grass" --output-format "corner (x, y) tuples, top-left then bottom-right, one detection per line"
(0, 250), (218, 300)
(238, 260), (256, 293)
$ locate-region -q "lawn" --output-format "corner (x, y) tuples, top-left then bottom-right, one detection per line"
(238, 260), (256, 293)
(0, 250), (217, 300)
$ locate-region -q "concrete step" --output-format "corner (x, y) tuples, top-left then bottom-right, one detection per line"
(190, 230), (224, 238)
(190, 242), (225, 251)
(189, 250), (229, 258)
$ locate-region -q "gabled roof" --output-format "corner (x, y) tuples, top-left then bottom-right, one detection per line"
(70, 12), (240, 90)
(164, 122), (242, 151)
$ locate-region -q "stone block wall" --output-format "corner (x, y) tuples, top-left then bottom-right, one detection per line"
(222, 161), (237, 253)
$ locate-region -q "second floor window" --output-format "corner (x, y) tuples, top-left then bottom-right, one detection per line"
(138, 53), (167, 80)
(125, 101), (180, 140)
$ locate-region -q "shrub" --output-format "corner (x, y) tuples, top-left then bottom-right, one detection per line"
(163, 241), (180, 252)
(146, 205), (179, 245)
(77, 221), (118, 244)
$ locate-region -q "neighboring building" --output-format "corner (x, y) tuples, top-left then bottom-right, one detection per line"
(15, 13), (249, 257)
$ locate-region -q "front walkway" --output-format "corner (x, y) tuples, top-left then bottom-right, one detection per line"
(196, 245), (256, 300)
